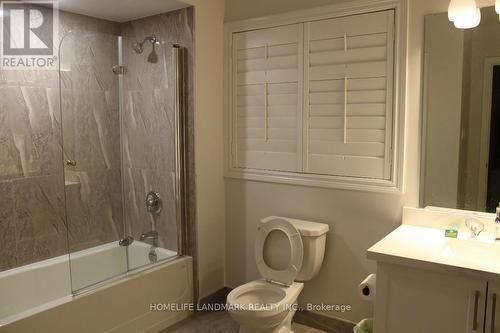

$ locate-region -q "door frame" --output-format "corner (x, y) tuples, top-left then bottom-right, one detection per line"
(478, 57), (500, 211)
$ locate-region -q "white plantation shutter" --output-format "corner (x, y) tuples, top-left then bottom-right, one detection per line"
(232, 24), (303, 172)
(228, 10), (399, 186)
(304, 10), (395, 179)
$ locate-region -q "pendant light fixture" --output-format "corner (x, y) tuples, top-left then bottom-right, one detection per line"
(448, 0), (481, 29)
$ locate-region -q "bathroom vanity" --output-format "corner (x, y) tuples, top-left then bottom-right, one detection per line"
(377, 6), (500, 332)
(368, 207), (500, 333)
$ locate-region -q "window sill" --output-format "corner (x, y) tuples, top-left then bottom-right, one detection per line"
(224, 167), (404, 194)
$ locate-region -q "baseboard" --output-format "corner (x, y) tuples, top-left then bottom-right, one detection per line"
(294, 309), (355, 333)
(198, 287), (232, 307)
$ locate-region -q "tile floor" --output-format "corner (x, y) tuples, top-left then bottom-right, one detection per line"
(162, 310), (327, 333)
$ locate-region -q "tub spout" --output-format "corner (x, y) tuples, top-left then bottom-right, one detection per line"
(140, 230), (158, 247)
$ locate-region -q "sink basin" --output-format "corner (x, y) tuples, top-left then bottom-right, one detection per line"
(441, 239), (500, 272)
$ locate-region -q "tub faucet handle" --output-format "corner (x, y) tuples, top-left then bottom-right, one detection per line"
(146, 191), (162, 214)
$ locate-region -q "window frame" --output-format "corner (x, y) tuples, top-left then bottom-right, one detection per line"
(223, 0), (408, 193)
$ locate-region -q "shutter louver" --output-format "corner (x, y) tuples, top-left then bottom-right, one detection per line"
(304, 10), (395, 179)
(232, 24), (303, 172)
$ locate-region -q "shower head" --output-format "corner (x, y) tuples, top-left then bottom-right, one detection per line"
(132, 35), (160, 64)
(147, 43), (158, 64)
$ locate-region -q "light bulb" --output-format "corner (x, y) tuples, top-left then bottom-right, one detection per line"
(448, 1), (459, 21)
(448, 0), (481, 29)
(453, 7), (481, 29)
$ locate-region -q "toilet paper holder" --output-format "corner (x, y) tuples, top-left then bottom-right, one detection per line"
(359, 274), (376, 301)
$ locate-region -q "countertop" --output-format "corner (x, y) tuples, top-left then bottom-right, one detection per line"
(367, 224), (500, 279)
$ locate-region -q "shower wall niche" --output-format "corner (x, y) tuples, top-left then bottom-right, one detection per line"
(0, 7), (194, 275)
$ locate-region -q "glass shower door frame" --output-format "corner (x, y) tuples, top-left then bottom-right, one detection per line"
(120, 41), (186, 271)
(59, 30), (129, 295)
(61, 33), (187, 295)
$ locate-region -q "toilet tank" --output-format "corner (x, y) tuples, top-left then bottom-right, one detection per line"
(261, 217), (329, 281)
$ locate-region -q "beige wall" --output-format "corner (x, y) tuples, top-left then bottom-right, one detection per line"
(182, 0), (227, 299)
(224, 0), (352, 21)
(223, 0), (494, 323)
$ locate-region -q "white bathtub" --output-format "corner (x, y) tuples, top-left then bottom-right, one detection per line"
(0, 242), (191, 332)
(70, 241), (177, 291)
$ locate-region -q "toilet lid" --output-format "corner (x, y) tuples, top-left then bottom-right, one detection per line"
(254, 217), (303, 286)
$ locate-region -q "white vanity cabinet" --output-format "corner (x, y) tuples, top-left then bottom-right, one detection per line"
(367, 207), (500, 333)
(486, 281), (500, 333)
(373, 263), (492, 333)
(367, 208), (500, 333)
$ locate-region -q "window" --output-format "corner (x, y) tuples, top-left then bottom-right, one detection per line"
(304, 11), (394, 179)
(231, 24), (303, 172)
(225, 3), (406, 192)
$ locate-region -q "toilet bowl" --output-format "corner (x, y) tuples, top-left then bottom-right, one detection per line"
(227, 216), (329, 333)
(227, 280), (303, 333)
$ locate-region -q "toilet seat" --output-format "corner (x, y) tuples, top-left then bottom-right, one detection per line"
(254, 218), (303, 286)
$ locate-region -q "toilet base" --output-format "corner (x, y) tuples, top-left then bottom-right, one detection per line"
(238, 307), (296, 333)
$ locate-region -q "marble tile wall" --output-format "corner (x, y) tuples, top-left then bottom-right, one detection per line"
(0, 6), (195, 271)
(0, 8), (121, 270)
(120, 7), (195, 252)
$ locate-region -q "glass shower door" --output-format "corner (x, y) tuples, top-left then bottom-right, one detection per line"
(120, 36), (181, 271)
(59, 31), (128, 292)
(60, 32), (183, 292)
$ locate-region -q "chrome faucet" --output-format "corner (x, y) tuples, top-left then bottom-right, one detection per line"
(140, 230), (159, 247)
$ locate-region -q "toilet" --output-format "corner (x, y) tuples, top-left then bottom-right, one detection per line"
(227, 216), (329, 333)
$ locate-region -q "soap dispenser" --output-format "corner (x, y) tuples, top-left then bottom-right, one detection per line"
(495, 205), (500, 241)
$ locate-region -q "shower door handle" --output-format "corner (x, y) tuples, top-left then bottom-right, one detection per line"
(119, 236), (134, 247)
(112, 65), (127, 75)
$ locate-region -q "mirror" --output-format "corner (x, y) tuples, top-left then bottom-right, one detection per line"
(421, 6), (500, 213)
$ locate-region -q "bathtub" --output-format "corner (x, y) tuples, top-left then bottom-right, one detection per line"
(0, 241), (192, 333)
